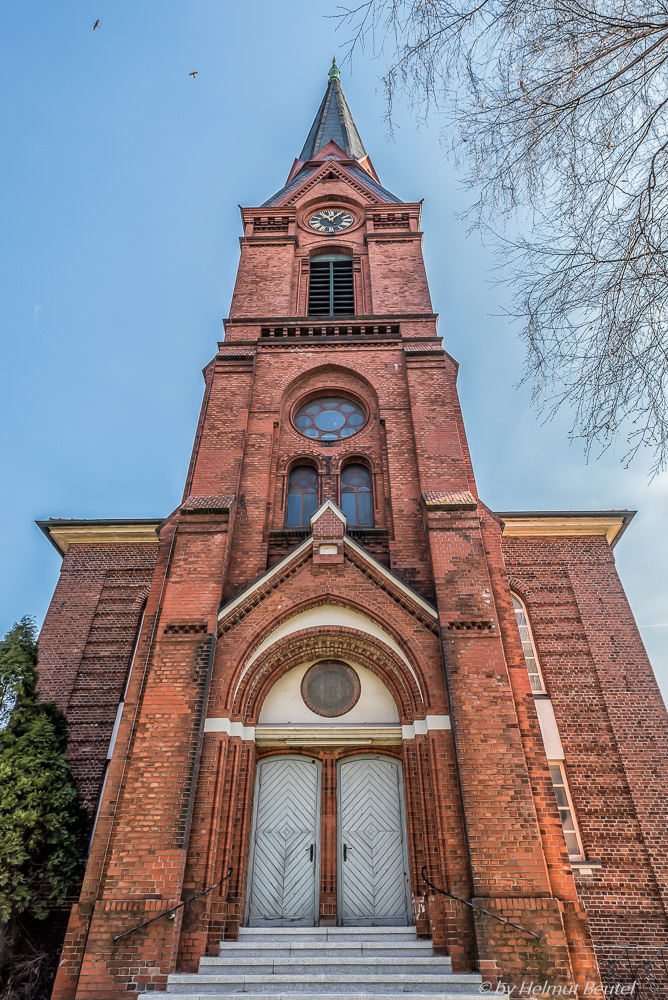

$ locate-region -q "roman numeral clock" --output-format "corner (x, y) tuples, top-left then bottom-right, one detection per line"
(308, 208), (355, 233)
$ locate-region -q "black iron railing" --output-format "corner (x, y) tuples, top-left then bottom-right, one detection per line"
(113, 866), (232, 943)
(421, 867), (541, 941)
(604, 946), (668, 1000)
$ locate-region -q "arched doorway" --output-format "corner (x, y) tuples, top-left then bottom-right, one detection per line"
(235, 615), (430, 930)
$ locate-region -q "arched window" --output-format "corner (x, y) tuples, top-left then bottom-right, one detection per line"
(286, 466), (318, 527)
(340, 464), (373, 526)
(511, 594), (547, 693)
(308, 255), (354, 316)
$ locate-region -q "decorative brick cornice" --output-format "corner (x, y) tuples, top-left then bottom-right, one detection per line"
(216, 348), (255, 362)
(404, 342), (444, 355)
(163, 620), (208, 636)
(422, 491), (477, 511)
(259, 340), (401, 351)
(446, 619), (494, 632)
(180, 495), (236, 516)
(366, 233), (423, 243)
(36, 519), (160, 556)
(497, 511), (633, 547)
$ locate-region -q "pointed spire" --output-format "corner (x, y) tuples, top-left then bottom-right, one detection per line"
(299, 59), (367, 162)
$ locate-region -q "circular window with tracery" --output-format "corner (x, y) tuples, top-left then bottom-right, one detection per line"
(293, 396), (366, 442)
(301, 660), (361, 718)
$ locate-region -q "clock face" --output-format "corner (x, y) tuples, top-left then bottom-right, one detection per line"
(308, 209), (355, 234)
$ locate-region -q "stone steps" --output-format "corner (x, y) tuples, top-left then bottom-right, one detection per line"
(199, 958), (453, 975)
(237, 928), (420, 942)
(162, 974), (482, 995)
(210, 942), (436, 958)
(138, 925), (483, 999)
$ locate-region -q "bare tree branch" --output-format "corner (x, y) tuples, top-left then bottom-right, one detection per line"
(338, 0), (668, 473)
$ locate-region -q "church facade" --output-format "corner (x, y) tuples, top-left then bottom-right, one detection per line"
(38, 64), (668, 998)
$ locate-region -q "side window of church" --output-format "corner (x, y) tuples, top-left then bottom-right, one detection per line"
(340, 464), (373, 526)
(511, 594), (547, 693)
(548, 762), (585, 860)
(286, 466), (319, 526)
(308, 256), (355, 316)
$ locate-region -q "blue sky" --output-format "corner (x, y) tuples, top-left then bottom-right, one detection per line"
(1, 0), (666, 703)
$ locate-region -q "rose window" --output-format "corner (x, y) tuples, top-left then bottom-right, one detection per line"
(301, 660), (361, 717)
(293, 397), (366, 442)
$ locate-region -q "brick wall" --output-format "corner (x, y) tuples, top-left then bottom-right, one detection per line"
(38, 541), (157, 811)
(502, 534), (668, 972)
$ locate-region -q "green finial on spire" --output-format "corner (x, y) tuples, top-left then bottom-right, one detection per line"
(329, 56), (340, 82)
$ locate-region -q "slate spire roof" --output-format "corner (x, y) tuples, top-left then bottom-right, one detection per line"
(299, 58), (367, 162)
(261, 60), (403, 207)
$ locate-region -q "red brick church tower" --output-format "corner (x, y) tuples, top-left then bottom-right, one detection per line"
(39, 62), (668, 998)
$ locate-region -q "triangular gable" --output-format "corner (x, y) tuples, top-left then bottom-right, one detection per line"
(311, 499), (346, 528)
(217, 526), (437, 634)
(310, 141), (381, 185)
(267, 158), (399, 209)
(312, 139), (350, 162)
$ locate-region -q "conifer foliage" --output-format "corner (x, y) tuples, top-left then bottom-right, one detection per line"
(0, 617), (89, 998)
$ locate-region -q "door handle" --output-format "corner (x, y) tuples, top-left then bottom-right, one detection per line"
(307, 844), (314, 863)
(343, 844), (352, 861)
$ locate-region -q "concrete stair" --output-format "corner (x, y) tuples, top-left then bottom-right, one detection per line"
(139, 925), (483, 998)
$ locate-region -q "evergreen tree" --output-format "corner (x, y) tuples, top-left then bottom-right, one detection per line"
(0, 618), (89, 997)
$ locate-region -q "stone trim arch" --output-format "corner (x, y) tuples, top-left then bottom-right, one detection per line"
(233, 626), (426, 724)
(223, 594), (432, 704)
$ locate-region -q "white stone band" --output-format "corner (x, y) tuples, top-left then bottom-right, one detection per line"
(203, 717), (256, 740)
(203, 714), (451, 743)
(401, 715), (451, 739)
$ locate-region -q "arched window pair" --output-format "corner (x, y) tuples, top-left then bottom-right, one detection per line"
(286, 464), (373, 527)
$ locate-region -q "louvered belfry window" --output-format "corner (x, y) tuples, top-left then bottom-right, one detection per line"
(308, 254), (355, 316)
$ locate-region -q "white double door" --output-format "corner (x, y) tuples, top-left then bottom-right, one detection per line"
(247, 754), (410, 926)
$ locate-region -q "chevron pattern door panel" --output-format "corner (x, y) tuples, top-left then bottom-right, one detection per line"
(339, 756), (410, 925)
(247, 757), (320, 926)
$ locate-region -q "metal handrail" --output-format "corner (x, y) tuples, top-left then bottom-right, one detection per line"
(421, 867), (541, 941)
(113, 866), (233, 943)
(605, 946), (668, 999)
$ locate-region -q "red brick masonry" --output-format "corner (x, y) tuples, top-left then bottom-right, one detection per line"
(36, 90), (668, 999)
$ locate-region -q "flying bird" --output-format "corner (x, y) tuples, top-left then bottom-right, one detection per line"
(93, 19), (100, 29)
(189, 71), (198, 79)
